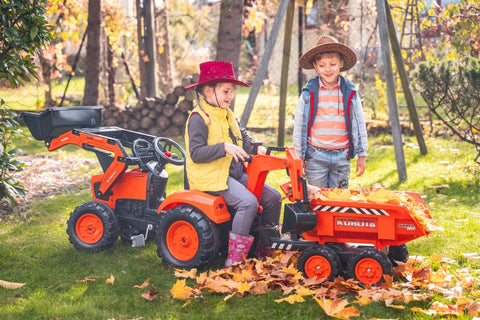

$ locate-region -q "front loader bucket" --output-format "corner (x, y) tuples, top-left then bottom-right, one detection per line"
(22, 106), (103, 141)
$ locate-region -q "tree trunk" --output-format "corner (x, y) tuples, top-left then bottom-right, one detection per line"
(107, 39), (116, 108)
(136, 0), (147, 99)
(157, 0), (173, 93)
(216, 0), (244, 67)
(216, 0), (244, 109)
(144, 0), (159, 97)
(39, 51), (54, 108)
(83, 0), (101, 106)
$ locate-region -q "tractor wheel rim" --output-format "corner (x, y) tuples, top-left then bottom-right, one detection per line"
(166, 221), (199, 261)
(355, 257), (383, 285)
(304, 255), (332, 280)
(76, 213), (104, 244)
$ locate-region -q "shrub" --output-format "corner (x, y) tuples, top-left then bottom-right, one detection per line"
(0, 101), (25, 209)
(0, 0), (52, 211)
(413, 57), (480, 162)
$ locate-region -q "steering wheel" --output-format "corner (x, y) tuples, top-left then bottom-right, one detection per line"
(153, 137), (186, 166)
(132, 138), (157, 172)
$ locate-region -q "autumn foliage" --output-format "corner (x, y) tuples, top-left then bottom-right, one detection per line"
(163, 251), (480, 319)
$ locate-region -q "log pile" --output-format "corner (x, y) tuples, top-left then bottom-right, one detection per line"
(102, 78), (198, 138)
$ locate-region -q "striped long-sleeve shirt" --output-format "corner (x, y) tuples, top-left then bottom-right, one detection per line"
(309, 80), (349, 149)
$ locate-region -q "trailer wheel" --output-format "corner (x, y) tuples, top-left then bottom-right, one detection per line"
(67, 201), (118, 251)
(298, 246), (341, 281)
(347, 247), (392, 286)
(387, 244), (409, 266)
(155, 205), (219, 270)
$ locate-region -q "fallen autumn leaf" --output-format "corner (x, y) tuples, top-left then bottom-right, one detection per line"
(0, 279), (26, 289)
(133, 278), (151, 289)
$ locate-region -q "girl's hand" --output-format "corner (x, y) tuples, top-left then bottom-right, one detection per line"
(225, 143), (249, 162)
(257, 146), (267, 155)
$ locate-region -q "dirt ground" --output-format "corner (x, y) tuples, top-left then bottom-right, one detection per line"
(0, 154), (98, 220)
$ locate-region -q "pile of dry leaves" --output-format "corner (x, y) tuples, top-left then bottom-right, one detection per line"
(161, 251), (480, 319)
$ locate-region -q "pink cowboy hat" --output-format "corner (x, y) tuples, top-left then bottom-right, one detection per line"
(185, 60), (249, 89)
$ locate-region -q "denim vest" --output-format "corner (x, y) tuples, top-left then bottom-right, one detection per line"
(299, 75), (359, 160)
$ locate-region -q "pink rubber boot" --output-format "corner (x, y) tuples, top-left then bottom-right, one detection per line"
(224, 231), (254, 268)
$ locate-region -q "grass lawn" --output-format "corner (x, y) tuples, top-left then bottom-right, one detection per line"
(1, 128), (480, 319)
(0, 78), (86, 111)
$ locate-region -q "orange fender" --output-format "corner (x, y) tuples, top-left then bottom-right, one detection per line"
(157, 190), (231, 224)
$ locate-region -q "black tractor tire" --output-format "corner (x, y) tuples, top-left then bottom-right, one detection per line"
(298, 246), (342, 281)
(66, 201), (119, 251)
(346, 247), (393, 286)
(387, 244), (409, 267)
(155, 205), (220, 270)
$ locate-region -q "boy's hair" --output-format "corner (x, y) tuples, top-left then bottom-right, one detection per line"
(314, 51), (344, 63)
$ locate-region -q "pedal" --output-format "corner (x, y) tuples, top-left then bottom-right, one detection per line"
(130, 234), (146, 247)
(130, 224), (153, 248)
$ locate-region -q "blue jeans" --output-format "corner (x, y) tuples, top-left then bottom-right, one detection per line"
(305, 145), (351, 188)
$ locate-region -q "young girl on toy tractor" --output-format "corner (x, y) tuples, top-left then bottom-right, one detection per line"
(184, 60), (282, 268)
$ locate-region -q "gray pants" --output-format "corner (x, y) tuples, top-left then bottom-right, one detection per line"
(210, 173), (282, 236)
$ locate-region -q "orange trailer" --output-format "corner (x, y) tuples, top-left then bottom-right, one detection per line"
(275, 183), (436, 285)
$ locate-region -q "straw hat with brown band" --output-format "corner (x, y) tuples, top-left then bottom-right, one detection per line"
(299, 35), (358, 71)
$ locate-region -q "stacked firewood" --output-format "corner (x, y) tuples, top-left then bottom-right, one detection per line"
(102, 78), (198, 138)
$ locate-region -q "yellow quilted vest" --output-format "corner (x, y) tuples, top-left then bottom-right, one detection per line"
(185, 98), (243, 191)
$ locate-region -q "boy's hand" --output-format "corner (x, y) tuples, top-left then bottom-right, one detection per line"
(356, 156), (366, 177)
(225, 143), (249, 162)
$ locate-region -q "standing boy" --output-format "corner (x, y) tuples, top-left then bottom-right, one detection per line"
(293, 35), (368, 188)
